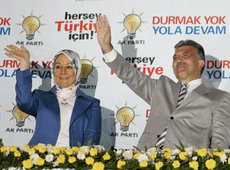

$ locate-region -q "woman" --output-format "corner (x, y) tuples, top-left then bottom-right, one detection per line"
(4, 45), (101, 147)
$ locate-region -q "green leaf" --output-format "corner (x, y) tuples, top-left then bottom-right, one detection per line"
(0, 139), (3, 147)
(86, 139), (92, 146)
(77, 141), (82, 147)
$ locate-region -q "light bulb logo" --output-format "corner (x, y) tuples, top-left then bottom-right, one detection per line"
(22, 16), (40, 40)
(116, 106), (135, 131)
(17, 11), (45, 40)
(80, 59), (94, 84)
(118, 10), (146, 39)
(123, 14), (141, 39)
(12, 106), (29, 127)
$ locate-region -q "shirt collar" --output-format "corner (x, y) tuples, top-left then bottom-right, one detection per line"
(181, 78), (202, 92)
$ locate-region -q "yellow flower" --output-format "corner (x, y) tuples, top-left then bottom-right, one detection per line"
(47, 144), (53, 148)
(28, 148), (35, 155)
(92, 162), (105, 170)
(59, 146), (66, 152)
(179, 152), (188, 160)
(213, 151), (225, 157)
(22, 144), (30, 150)
(33, 144), (41, 151)
(172, 160), (180, 168)
(133, 152), (140, 159)
(150, 153), (157, 160)
(117, 160), (126, 169)
(164, 152), (171, 159)
(155, 161), (164, 170)
(0, 146), (8, 152)
(53, 147), (60, 154)
(86, 156), (94, 165)
(72, 146), (80, 153)
(139, 161), (148, 168)
(39, 147), (47, 153)
(65, 148), (74, 156)
(103, 152), (111, 160)
(9, 145), (17, 152)
(14, 150), (21, 157)
(57, 154), (65, 164)
(205, 159), (216, 170)
(36, 157), (45, 166)
(196, 148), (207, 157)
(189, 161), (199, 170)
(68, 156), (76, 163)
(228, 157), (230, 164)
(79, 148), (86, 154)
(163, 148), (171, 153)
(90, 148), (98, 156)
(22, 159), (33, 169)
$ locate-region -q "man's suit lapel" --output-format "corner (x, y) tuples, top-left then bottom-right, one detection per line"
(177, 84), (208, 109)
(172, 81), (182, 108)
(70, 89), (92, 126)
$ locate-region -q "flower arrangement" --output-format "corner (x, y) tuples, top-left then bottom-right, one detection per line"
(1, 139), (230, 170)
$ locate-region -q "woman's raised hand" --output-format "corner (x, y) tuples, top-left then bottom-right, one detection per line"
(4, 45), (30, 71)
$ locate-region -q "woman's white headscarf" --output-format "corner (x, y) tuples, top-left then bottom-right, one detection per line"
(52, 49), (82, 104)
(52, 49), (82, 88)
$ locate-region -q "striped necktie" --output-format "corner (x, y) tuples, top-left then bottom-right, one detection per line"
(176, 83), (188, 107)
(155, 83), (188, 149)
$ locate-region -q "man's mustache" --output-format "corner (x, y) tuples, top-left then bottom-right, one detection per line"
(176, 62), (186, 67)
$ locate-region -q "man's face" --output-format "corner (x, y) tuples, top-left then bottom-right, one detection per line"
(53, 54), (76, 88)
(172, 46), (204, 83)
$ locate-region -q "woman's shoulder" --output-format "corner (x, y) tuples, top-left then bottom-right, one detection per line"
(33, 88), (55, 97)
(77, 89), (100, 103)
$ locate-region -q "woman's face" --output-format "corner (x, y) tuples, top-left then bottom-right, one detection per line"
(53, 54), (76, 88)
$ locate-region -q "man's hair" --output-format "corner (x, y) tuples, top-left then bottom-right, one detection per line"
(174, 40), (205, 74)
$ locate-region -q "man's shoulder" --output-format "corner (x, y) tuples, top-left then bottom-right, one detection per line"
(158, 75), (176, 84)
(201, 84), (230, 98)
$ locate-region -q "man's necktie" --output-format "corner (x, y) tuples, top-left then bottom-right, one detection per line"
(155, 83), (188, 149)
(176, 83), (188, 108)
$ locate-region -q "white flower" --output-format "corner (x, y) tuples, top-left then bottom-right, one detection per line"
(185, 147), (193, 156)
(170, 155), (176, 160)
(77, 152), (86, 160)
(53, 160), (59, 167)
(116, 149), (123, 156)
(30, 153), (40, 164)
(137, 153), (149, 162)
(19, 145), (29, 152)
(3, 146), (10, 156)
(46, 145), (54, 153)
(122, 150), (133, 160)
(8, 168), (22, 170)
(192, 156), (198, 161)
(5, 150), (10, 156)
(45, 154), (54, 162)
(220, 154), (227, 163)
(171, 149), (180, 155)
(49, 169), (74, 170)
(93, 145), (105, 151)
(224, 149), (230, 154)
(79, 146), (89, 154)
(37, 143), (47, 148)
(147, 147), (157, 155)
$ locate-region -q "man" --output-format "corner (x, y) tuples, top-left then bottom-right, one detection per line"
(96, 15), (230, 149)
